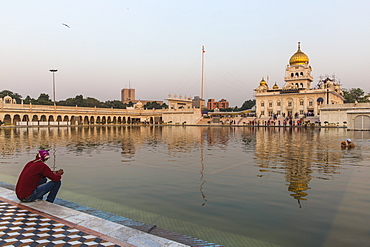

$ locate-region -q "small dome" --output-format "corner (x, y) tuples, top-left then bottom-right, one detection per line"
(289, 42), (309, 65)
(260, 77), (267, 86)
(272, 83), (279, 89)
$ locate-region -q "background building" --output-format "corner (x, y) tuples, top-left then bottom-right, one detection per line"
(121, 88), (163, 105)
(192, 96), (205, 109)
(121, 88), (135, 104)
(207, 99), (230, 110)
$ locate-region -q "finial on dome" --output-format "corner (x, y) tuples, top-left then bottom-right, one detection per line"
(289, 42), (309, 65)
(259, 77), (267, 86)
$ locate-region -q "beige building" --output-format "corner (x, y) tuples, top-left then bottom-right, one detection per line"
(121, 88), (163, 105)
(121, 88), (135, 103)
(320, 102), (370, 130)
(255, 42), (345, 119)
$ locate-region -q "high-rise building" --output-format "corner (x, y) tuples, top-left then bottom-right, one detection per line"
(121, 88), (135, 103)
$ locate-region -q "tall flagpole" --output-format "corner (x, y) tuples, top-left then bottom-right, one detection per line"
(201, 46), (205, 101)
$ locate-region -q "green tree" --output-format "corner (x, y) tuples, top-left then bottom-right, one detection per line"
(144, 101), (163, 109)
(85, 97), (106, 108)
(343, 88), (366, 103)
(74, 95), (84, 106)
(105, 100), (126, 109)
(239, 99), (255, 111)
(35, 93), (53, 105)
(23, 95), (35, 104)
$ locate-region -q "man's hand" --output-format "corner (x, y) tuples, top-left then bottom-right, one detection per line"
(55, 169), (64, 175)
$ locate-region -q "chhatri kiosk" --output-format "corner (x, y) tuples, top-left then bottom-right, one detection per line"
(254, 42), (345, 120)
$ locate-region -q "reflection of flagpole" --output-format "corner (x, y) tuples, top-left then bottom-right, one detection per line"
(199, 134), (207, 206)
(52, 143), (56, 171)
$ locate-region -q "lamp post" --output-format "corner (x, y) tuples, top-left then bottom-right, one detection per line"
(49, 69), (58, 107)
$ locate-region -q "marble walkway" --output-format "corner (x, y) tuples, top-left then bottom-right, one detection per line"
(0, 187), (189, 247)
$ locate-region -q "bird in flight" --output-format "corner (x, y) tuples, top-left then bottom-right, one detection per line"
(62, 23), (70, 28)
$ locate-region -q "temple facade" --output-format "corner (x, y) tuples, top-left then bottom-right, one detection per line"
(254, 42), (345, 119)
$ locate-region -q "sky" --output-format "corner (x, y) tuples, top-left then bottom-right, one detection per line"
(1, 0), (370, 107)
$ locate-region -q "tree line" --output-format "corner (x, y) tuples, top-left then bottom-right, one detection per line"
(0, 87), (368, 111)
(0, 90), (168, 110)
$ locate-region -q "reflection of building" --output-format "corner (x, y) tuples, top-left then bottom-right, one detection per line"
(207, 99), (229, 110)
(254, 127), (342, 206)
(255, 42), (345, 119)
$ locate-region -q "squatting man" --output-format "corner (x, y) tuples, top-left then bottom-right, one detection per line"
(16, 150), (64, 203)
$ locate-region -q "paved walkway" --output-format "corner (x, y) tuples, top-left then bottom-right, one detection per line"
(0, 187), (188, 247)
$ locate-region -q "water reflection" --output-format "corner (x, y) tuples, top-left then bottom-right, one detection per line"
(253, 127), (351, 207)
(0, 126), (360, 208)
(0, 125), (368, 246)
(199, 139), (207, 207)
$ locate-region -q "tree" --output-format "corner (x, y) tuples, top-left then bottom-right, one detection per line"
(74, 95), (84, 106)
(105, 100), (126, 109)
(343, 88), (366, 103)
(144, 101), (163, 109)
(85, 97), (105, 108)
(35, 93), (53, 105)
(58, 95), (106, 107)
(23, 95), (35, 104)
(239, 99), (255, 111)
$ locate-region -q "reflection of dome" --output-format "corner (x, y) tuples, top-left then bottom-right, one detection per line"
(273, 82), (279, 89)
(259, 77), (267, 86)
(289, 42), (309, 65)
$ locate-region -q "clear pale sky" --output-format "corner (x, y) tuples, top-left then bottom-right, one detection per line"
(1, 0), (369, 107)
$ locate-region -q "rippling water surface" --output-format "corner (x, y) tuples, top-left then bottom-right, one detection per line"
(1, 126), (370, 247)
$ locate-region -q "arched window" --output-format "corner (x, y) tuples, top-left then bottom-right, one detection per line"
(295, 73), (299, 76)
(291, 73), (294, 77)
(277, 101), (281, 106)
(261, 101), (265, 107)
(268, 101), (273, 107)
(300, 72), (303, 76)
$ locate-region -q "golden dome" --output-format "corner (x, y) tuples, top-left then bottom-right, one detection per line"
(260, 77), (267, 86)
(289, 42), (309, 65)
(273, 82), (279, 89)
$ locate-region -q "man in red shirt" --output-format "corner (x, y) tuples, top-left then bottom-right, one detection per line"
(16, 150), (64, 203)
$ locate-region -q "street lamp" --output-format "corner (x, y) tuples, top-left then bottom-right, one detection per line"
(49, 69), (58, 106)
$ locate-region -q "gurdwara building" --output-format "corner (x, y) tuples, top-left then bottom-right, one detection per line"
(254, 42), (345, 119)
